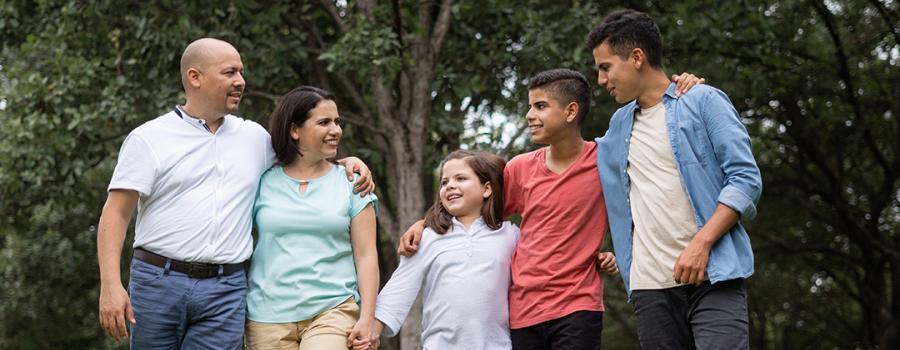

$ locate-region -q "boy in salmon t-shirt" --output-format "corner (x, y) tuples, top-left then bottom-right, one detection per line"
(500, 69), (611, 348)
(398, 69), (701, 349)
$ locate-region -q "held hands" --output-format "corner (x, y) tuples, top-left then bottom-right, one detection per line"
(673, 235), (713, 286)
(397, 220), (425, 257)
(347, 317), (381, 350)
(98, 282), (136, 342)
(596, 251), (619, 276)
(671, 72), (706, 96)
(335, 157), (376, 196)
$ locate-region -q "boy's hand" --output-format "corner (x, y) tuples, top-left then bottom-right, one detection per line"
(671, 72), (706, 96)
(597, 251), (619, 276)
(335, 157), (376, 196)
(397, 220), (425, 256)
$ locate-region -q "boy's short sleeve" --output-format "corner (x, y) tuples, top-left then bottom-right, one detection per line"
(503, 157), (523, 218)
(108, 133), (159, 197)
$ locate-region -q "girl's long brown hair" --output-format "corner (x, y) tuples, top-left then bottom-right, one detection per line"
(424, 150), (506, 234)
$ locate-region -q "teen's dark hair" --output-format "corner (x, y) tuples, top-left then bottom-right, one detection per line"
(268, 86), (336, 165)
(586, 9), (663, 69)
(424, 150), (506, 235)
(527, 69), (592, 124)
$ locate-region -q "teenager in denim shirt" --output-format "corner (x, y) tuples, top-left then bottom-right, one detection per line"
(589, 9), (763, 350)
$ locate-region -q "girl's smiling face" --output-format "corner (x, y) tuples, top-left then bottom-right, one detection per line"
(439, 158), (492, 223)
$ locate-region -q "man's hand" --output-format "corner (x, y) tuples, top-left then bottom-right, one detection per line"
(671, 72), (706, 96)
(397, 220), (425, 257)
(98, 282), (135, 342)
(97, 189), (138, 342)
(336, 157), (375, 196)
(597, 251), (619, 276)
(673, 236), (712, 286)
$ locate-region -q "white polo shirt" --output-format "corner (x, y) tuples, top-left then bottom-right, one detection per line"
(108, 107), (274, 263)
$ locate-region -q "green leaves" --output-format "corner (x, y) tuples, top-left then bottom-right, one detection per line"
(320, 19), (403, 81)
(0, 0), (897, 348)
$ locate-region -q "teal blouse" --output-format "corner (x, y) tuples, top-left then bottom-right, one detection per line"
(247, 164), (377, 322)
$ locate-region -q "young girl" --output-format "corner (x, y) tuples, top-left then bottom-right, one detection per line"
(246, 86), (379, 349)
(363, 150), (520, 350)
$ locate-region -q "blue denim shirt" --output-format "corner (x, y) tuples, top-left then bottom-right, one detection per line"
(595, 83), (762, 296)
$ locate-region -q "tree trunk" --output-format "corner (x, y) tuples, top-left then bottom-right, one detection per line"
(384, 133), (428, 349)
(321, 1), (453, 348)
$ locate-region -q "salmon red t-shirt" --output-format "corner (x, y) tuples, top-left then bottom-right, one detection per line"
(504, 140), (609, 328)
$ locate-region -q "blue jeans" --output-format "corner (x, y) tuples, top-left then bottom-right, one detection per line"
(128, 258), (247, 350)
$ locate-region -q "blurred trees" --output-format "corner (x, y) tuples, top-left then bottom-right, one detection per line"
(0, 0), (896, 349)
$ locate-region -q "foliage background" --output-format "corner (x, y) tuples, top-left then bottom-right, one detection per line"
(1, 0), (897, 349)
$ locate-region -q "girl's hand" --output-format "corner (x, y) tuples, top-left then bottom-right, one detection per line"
(347, 317), (379, 350)
(349, 337), (373, 350)
(597, 251), (619, 276)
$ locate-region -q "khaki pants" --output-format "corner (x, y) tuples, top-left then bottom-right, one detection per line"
(246, 297), (359, 350)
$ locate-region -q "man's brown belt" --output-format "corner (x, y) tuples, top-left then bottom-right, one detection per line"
(133, 248), (244, 279)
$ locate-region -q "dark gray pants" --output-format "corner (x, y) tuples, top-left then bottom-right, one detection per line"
(631, 279), (749, 350)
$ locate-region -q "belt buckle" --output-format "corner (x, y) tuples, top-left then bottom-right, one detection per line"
(186, 262), (213, 278)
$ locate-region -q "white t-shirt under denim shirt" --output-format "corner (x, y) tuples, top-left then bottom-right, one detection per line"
(375, 218), (520, 350)
(627, 102), (699, 290)
(108, 107), (274, 264)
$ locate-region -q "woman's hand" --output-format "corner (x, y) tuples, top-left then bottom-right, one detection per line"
(347, 317), (380, 350)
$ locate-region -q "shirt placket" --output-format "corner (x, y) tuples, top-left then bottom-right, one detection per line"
(465, 229), (474, 257)
(211, 131), (222, 250)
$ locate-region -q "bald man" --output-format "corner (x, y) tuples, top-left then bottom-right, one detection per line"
(97, 38), (374, 349)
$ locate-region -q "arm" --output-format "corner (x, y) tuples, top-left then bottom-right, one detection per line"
(674, 89), (762, 286)
(97, 189), (139, 342)
(397, 220), (425, 257)
(347, 205), (379, 347)
(376, 237), (429, 337)
(702, 89), (763, 220)
(336, 157), (376, 196)
(674, 204), (740, 285)
(502, 158), (522, 219)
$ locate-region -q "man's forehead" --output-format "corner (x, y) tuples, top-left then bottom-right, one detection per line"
(211, 57), (243, 68)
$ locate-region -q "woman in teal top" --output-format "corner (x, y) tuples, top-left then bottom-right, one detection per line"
(246, 86), (379, 349)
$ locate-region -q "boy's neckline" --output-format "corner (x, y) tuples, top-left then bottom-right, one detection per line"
(544, 139), (587, 175)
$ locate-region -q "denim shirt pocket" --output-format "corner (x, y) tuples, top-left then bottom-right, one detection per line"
(675, 120), (710, 165)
